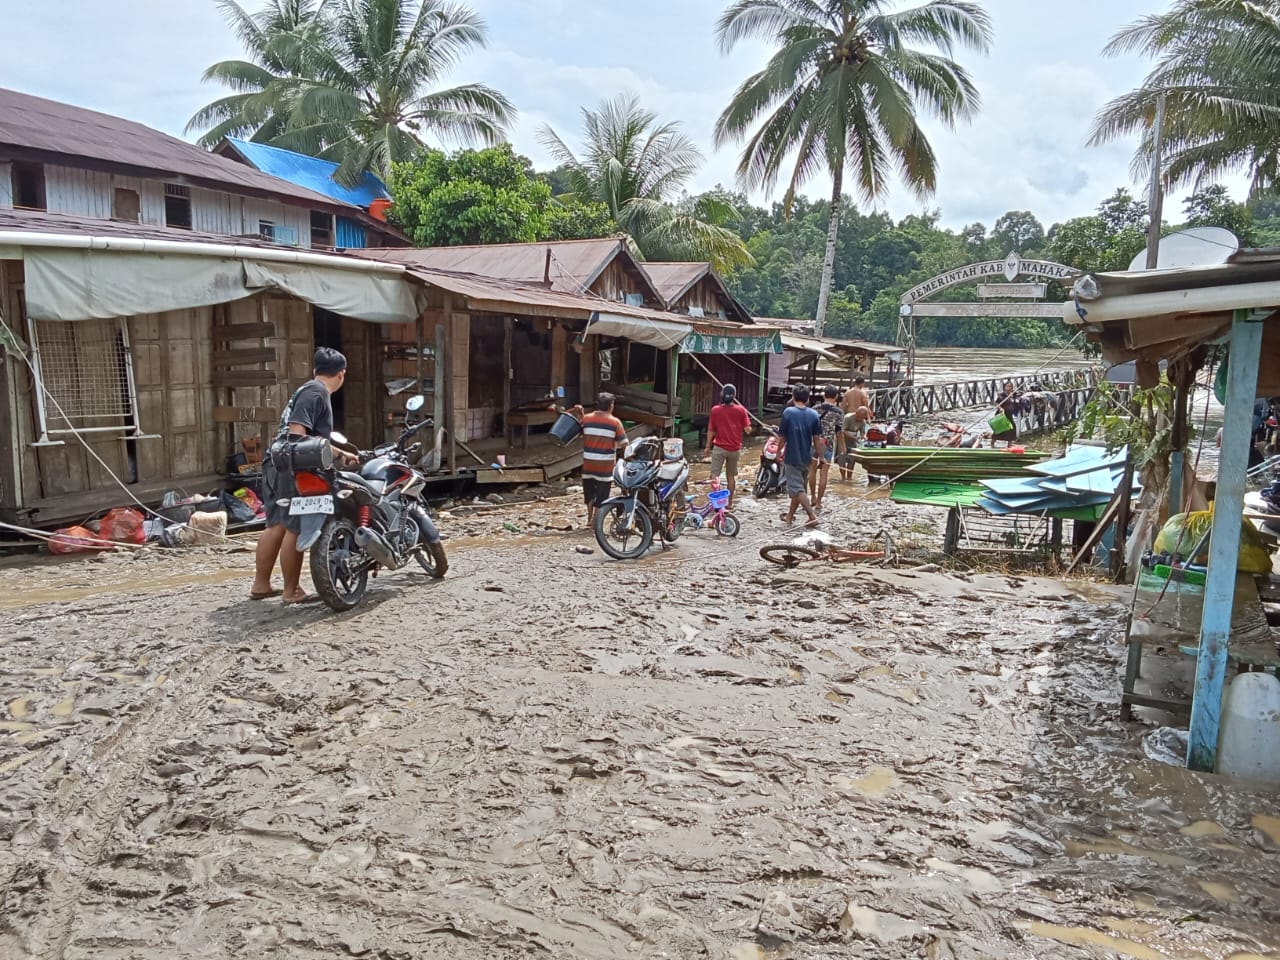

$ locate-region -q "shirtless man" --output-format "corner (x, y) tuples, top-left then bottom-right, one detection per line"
(840, 377), (871, 481)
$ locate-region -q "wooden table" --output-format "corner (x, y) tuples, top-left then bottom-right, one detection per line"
(506, 409), (560, 448)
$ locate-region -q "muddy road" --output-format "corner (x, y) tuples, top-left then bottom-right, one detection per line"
(1, 485), (1278, 959)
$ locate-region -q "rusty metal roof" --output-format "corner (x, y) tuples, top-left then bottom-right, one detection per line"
(642, 260), (754, 323)
(0, 206), (295, 250)
(359, 238), (664, 302)
(0, 87), (355, 211)
(401, 264), (689, 327)
(643, 262), (709, 302)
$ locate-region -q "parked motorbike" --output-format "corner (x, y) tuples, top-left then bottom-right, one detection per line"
(594, 436), (691, 560)
(753, 432), (786, 498)
(277, 394), (447, 611)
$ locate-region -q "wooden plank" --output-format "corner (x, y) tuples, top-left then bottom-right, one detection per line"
(476, 467), (545, 485)
(212, 322), (275, 340)
(213, 348), (277, 367)
(212, 369), (279, 388)
(213, 405), (278, 424)
(544, 450), (583, 481)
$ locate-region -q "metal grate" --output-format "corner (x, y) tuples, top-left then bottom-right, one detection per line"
(31, 318), (138, 436)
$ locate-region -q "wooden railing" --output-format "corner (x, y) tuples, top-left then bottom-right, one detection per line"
(871, 369), (1098, 423)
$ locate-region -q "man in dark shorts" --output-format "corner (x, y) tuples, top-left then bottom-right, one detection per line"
(809, 384), (843, 510)
(778, 384), (822, 527)
(250, 347), (348, 604)
(577, 392), (628, 526)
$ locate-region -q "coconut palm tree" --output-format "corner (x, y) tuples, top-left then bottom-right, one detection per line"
(188, 0), (514, 185)
(714, 0), (991, 334)
(1090, 0), (1280, 198)
(186, 0), (328, 148)
(539, 95), (752, 272)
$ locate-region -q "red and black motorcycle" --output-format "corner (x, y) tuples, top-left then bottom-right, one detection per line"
(275, 395), (447, 611)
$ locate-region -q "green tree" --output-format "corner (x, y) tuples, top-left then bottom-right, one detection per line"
(713, 0), (992, 335)
(545, 196), (619, 241)
(1181, 184), (1255, 244)
(538, 95), (751, 271)
(388, 145), (552, 246)
(1046, 193), (1149, 274)
(1090, 0), (1280, 197)
(990, 210), (1045, 255)
(189, 0), (514, 185)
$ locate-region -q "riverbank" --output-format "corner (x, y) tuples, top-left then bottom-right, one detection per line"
(1, 482), (1278, 959)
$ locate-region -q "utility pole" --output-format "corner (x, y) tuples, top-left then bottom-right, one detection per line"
(1145, 92), (1168, 270)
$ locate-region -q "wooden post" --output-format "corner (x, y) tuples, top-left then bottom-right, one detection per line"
(758, 353), (767, 414)
(1188, 309), (1264, 772)
(502, 318), (513, 441)
(667, 348), (678, 437)
(1111, 455), (1135, 582)
(1168, 360), (1192, 517)
(434, 323), (445, 454)
(442, 294), (456, 473)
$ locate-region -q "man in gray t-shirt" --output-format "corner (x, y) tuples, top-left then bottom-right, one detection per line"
(251, 347), (347, 604)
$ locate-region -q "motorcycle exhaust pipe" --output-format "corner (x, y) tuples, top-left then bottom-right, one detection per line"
(353, 525), (400, 569)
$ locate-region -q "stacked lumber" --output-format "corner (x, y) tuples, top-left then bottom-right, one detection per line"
(851, 446), (1052, 482)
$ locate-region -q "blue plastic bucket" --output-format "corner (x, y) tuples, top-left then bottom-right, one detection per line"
(549, 411), (582, 446)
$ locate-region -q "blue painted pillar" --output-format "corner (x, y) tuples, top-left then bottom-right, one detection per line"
(1187, 309), (1264, 772)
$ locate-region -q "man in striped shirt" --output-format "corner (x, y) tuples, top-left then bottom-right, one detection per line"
(579, 392), (628, 525)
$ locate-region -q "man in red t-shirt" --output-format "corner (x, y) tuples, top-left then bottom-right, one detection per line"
(704, 384), (753, 506)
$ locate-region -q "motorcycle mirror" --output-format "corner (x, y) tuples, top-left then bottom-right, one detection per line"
(330, 431), (349, 447)
(405, 394), (426, 413)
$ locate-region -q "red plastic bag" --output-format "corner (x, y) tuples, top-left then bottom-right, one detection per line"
(49, 525), (114, 554)
(100, 507), (145, 544)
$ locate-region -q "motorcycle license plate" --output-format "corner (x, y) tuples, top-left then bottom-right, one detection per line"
(288, 495), (334, 516)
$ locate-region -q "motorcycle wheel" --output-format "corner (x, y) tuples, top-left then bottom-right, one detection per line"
(753, 469), (770, 499)
(759, 543), (822, 568)
(594, 502), (653, 560)
(310, 516), (369, 611)
(415, 540), (448, 578)
(714, 512), (741, 538)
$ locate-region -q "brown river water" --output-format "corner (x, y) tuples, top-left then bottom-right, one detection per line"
(0, 444), (1276, 957)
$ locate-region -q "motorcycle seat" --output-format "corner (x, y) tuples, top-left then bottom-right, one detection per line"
(339, 470), (386, 496)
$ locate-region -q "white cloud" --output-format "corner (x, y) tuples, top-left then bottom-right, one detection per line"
(0, 0), (1257, 233)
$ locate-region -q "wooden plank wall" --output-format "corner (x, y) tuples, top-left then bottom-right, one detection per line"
(0, 162), (13, 208)
(675, 277), (729, 319)
(131, 306), (217, 484)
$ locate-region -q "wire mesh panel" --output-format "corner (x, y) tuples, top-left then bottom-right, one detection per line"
(32, 318), (137, 435)
(954, 507), (1061, 556)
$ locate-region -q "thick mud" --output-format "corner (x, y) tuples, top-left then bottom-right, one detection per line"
(1, 483), (1278, 959)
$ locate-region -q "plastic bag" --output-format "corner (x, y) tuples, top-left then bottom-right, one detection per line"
(1154, 506), (1273, 576)
(49, 525), (114, 554)
(219, 490), (257, 524)
(100, 507), (145, 544)
(233, 486), (264, 516)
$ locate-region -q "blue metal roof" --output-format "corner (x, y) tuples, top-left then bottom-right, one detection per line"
(224, 137), (389, 208)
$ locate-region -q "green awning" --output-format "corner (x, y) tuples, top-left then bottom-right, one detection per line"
(680, 330), (782, 354)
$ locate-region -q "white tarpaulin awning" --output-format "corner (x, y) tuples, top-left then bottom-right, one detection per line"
(23, 248), (419, 323)
(586, 311), (692, 350)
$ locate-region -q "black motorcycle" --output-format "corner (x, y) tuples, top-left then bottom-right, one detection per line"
(276, 395), (447, 611)
(594, 437), (691, 560)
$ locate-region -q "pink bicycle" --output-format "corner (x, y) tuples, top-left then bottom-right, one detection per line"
(680, 485), (740, 537)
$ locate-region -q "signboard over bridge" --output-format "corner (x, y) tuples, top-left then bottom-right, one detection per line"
(901, 252), (1076, 305)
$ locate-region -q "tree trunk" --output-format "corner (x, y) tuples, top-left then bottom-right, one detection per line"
(813, 165), (843, 337)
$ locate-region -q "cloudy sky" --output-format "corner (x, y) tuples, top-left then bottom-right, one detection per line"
(0, 0), (1248, 231)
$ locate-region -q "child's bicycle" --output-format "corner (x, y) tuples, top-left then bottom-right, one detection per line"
(681, 484), (740, 537)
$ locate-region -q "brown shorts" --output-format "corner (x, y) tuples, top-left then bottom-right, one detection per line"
(708, 446), (740, 479)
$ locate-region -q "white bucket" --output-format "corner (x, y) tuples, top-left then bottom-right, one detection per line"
(663, 438), (684, 461)
(1217, 672), (1280, 784)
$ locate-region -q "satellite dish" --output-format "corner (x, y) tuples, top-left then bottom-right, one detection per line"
(1128, 226), (1239, 271)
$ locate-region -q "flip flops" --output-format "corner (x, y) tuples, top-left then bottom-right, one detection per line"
(249, 588), (281, 600)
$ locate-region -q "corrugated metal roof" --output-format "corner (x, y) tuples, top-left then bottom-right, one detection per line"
(0, 206), (297, 251)
(401, 264), (687, 327)
(222, 137), (389, 207)
(780, 332), (900, 357)
(0, 87), (348, 210)
(358, 238), (666, 300)
(643, 262), (708, 302)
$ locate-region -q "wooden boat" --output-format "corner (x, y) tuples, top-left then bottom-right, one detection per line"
(850, 446), (1052, 482)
